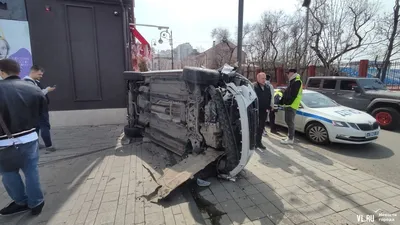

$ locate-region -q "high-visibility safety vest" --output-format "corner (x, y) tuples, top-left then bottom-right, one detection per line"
(274, 90), (283, 98)
(289, 75), (303, 110)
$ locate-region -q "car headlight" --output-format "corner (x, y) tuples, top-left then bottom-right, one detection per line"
(331, 121), (349, 127)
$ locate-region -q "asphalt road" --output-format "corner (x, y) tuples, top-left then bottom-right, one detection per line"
(291, 128), (400, 186)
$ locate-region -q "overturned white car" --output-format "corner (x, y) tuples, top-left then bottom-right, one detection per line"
(124, 65), (257, 200)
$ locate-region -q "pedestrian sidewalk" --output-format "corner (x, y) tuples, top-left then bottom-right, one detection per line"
(0, 125), (204, 225)
(196, 132), (400, 225)
(0, 125), (399, 225)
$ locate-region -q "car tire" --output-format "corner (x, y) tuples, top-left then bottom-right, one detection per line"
(371, 107), (399, 130)
(305, 122), (330, 145)
(182, 67), (220, 85)
(124, 125), (142, 138)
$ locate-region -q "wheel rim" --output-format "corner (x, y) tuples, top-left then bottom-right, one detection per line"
(309, 126), (328, 143)
(375, 112), (392, 126)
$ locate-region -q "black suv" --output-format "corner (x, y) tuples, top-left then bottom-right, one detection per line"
(306, 76), (400, 130)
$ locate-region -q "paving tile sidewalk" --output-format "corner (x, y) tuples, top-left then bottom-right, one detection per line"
(0, 125), (204, 225)
(0, 125), (399, 225)
(197, 133), (400, 225)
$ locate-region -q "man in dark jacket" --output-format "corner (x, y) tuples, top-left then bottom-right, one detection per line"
(253, 72), (272, 150)
(0, 59), (46, 216)
(280, 69), (303, 144)
(24, 65), (56, 152)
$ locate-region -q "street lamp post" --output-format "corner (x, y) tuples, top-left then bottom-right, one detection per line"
(237, 0), (244, 71)
(158, 30), (174, 69)
(302, 0), (311, 72)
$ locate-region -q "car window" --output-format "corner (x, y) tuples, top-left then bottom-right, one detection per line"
(322, 80), (336, 89)
(357, 78), (387, 91)
(307, 79), (321, 88)
(340, 80), (358, 91)
(302, 92), (339, 108)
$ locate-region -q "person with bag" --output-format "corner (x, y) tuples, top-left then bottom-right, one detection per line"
(0, 59), (46, 216)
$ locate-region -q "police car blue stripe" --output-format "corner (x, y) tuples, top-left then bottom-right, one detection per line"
(278, 107), (333, 123)
(296, 111), (332, 123)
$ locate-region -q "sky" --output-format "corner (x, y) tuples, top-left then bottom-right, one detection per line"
(134, 0), (395, 52)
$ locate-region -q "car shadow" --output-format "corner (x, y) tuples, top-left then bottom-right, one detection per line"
(316, 142), (395, 159)
(265, 130), (334, 166)
(189, 170), (286, 225)
(258, 138), (384, 224)
(268, 125), (394, 160)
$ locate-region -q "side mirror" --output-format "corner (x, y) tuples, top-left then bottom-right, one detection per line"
(299, 104), (304, 109)
(353, 86), (361, 93)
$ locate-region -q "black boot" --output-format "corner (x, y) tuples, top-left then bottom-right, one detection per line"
(0, 202), (29, 216)
(257, 143), (267, 150)
(31, 201), (45, 216)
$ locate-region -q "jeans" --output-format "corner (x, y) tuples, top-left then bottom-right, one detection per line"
(284, 107), (297, 140)
(36, 110), (52, 147)
(256, 111), (268, 145)
(0, 140), (44, 208)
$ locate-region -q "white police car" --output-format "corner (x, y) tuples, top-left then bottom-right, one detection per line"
(274, 90), (380, 144)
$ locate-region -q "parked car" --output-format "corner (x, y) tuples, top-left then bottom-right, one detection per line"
(273, 89), (380, 145)
(305, 76), (400, 130)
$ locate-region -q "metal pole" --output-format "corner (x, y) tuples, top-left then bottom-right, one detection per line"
(302, 3), (310, 74)
(170, 31), (174, 69)
(237, 0), (244, 71)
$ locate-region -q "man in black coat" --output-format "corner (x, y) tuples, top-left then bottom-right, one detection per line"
(253, 72), (272, 150)
(0, 59), (46, 216)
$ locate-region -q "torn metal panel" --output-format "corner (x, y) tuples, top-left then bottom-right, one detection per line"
(148, 149), (223, 202)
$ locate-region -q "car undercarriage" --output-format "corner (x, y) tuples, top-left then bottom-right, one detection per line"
(123, 65), (258, 201)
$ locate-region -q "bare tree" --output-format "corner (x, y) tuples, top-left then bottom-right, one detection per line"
(309, 0), (378, 75)
(211, 27), (232, 43)
(262, 11), (288, 70)
(285, 12), (308, 69)
(377, 0), (400, 81)
(210, 25), (253, 67)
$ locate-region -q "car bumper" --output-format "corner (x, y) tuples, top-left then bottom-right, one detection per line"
(327, 126), (380, 144)
(224, 83), (257, 179)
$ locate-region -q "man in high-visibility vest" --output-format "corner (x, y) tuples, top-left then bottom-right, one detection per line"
(279, 69), (303, 144)
(270, 88), (285, 134)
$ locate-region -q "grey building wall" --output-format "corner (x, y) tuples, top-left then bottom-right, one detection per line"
(0, 0), (27, 21)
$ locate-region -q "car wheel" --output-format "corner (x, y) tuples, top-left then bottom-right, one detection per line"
(124, 125), (143, 138)
(305, 122), (329, 145)
(371, 107), (399, 130)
